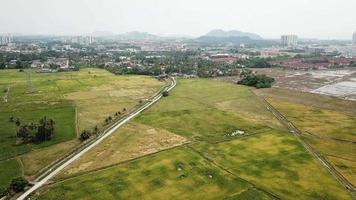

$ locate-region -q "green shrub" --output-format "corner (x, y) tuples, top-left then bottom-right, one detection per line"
(80, 130), (90, 141)
(9, 177), (28, 193)
(238, 74), (275, 88)
(162, 91), (169, 97)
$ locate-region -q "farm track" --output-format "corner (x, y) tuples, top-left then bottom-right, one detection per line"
(16, 77), (176, 200)
(254, 92), (356, 199)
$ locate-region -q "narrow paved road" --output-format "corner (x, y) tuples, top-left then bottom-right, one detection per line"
(17, 77), (176, 200)
(258, 96), (356, 199)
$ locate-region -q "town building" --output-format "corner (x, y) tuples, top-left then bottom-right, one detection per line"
(31, 58), (71, 69)
(31, 60), (44, 68)
(353, 32), (356, 45)
(70, 36), (94, 45)
(47, 58), (70, 69)
(0, 35), (13, 45)
(281, 35), (298, 47)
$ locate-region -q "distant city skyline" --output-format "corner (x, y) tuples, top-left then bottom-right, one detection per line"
(0, 0), (355, 40)
(281, 35), (298, 47)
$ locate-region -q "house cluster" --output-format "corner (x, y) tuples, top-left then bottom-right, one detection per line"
(31, 58), (74, 72)
(104, 56), (139, 69)
(270, 56), (356, 70)
(259, 48), (281, 58)
(208, 53), (249, 65)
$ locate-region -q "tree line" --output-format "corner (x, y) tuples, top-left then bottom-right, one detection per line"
(10, 116), (55, 143)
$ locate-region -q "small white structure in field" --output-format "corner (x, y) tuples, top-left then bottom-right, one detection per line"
(227, 130), (246, 137)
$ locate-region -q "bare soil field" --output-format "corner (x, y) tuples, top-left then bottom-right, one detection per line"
(255, 68), (356, 100)
(216, 68), (356, 100)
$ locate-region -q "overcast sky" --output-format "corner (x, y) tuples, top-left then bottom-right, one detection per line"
(0, 0), (355, 39)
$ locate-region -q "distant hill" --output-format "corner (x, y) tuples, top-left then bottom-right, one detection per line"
(196, 36), (253, 44)
(203, 29), (263, 40)
(194, 36), (277, 47)
(117, 31), (159, 40)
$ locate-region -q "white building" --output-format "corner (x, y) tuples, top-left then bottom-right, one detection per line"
(353, 32), (356, 45)
(47, 58), (70, 69)
(0, 35), (13, 45)
(281, 34), (298, 47)
(70, 36), (94, 45)
(31, 60), (44, 68)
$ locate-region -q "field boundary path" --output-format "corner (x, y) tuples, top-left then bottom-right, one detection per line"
(16, 77), (176, 200)
(255, 94), (356, 199)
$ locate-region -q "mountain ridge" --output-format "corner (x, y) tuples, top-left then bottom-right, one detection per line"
(204, 29), (263, 40)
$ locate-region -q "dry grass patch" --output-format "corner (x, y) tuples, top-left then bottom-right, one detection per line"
(193, 131), (354, 200)
(254, 87), (356, 115)
(35, 147), (270, 200)
(256, 88), (356, 191)
(59, 123), (188, 178)
(64, 77), (164, 132)
(302, 135), (356, 160)
(215, 99), (282, 129)
(20, 140), (80, 178)
(327, 156), (356, 185)
(267, 98), (356, 141)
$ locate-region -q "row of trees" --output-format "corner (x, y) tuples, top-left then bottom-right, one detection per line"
(80, 107), (127, 142)
(11, 116), (55, 143)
